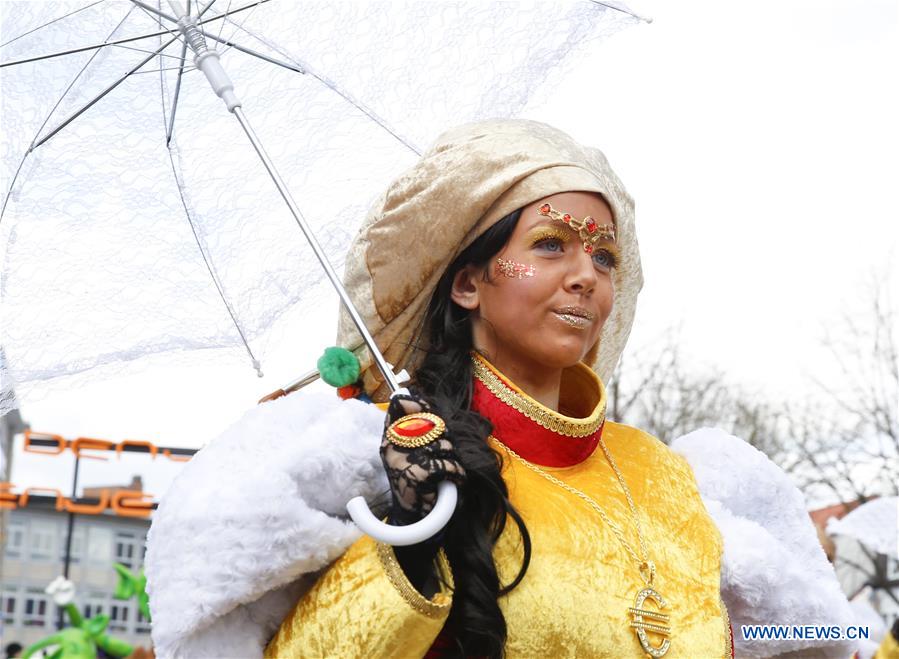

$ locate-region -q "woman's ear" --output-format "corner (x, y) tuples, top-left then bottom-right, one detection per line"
(450, 264), (481, 310)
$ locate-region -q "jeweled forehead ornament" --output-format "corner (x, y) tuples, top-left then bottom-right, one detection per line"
(538, 203), (616, 255)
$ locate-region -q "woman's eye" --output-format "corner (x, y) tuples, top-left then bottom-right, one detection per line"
(592, 249), (617, 270)
(535, 238), (563, 252)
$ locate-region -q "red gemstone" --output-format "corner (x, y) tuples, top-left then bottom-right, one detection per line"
(394, 417), (436, 437)
(584, 243), (594, 254)
(562, 213), (571, 222)
(539, 204), (551, 214)
(586, 218), (597, 233)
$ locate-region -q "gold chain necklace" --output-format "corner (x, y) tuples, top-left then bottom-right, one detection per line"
(492, 435), (672, 657)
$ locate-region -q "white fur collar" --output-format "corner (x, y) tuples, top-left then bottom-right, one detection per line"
(673, 428), (856, 658)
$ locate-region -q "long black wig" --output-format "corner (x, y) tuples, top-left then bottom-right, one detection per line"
(406, 208), (533, 658)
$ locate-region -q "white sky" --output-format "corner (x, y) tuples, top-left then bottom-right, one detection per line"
(7, 0), (899, 501)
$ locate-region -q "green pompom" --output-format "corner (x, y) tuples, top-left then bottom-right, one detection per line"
(317, 346), (360, 388)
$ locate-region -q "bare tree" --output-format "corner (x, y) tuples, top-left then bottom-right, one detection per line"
(785, 273), (898, 505)
(607, 327), (790, 458)
(607, 270), (897, 505)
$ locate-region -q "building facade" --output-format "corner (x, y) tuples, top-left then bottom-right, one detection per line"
(1, 494), (152, 649)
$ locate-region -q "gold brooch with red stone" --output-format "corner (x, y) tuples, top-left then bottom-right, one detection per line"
(386, 412), (446, 448)
(538, 202), (616, 254)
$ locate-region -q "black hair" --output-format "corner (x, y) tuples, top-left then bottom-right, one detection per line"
(412, 208), (532, 658)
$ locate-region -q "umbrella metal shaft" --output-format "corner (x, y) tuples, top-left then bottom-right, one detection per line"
(231, 106), (402, 394)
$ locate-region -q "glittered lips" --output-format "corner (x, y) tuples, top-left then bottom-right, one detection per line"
(553, 305), (596, 329)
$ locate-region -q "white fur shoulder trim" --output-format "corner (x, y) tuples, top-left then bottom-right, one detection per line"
(672, 428), (856, 658)
(145, 390), (387, 658)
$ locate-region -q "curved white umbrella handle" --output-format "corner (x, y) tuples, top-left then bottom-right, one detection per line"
(346, 481), (457, 546)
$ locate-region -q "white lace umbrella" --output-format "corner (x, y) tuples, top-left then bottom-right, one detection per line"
(1, 1), (644, 540)
(1, 0), (643, 415)
(828, 497), (899, 559)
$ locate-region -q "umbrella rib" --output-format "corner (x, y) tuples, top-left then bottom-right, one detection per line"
(204, 5), (292, 60)
(1, 27), (182, 67)
(0, 0), (267, 68)
(0, 0), (108, 48)
(194, 0), (415, 157)
(166, 40), (191, 144)
(587, 0), (652, 23)
(1, 5), (138, 223)
(22, 1), (261, 149)
(296, 67), (421, 155)
(202, 31), (302, 73)
(111, 43), (189, 60)
(128, 0), (178, 24)
(199, 6), (306, 75)
(164, 147), (263, 374)
(215, 0), (233, 44)
(201, 23), (420, 155)
(152, 1), (261, 372)
(195, 0), (220, 18)
(132, 65), (197, 74)
(194, 0), (418, 153)
(31, 34), (183, 151)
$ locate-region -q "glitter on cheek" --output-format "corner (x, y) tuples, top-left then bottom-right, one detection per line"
(494, 257), (536, 279)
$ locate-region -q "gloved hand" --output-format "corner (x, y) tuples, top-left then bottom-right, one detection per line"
(381, 389), (466, 526)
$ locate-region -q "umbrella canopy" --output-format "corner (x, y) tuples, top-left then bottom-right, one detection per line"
(0, 0), (643, 415)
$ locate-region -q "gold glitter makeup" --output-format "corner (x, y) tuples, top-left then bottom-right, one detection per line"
(495, 257), (536, 279)
(527, 225), (622, 269)
(526, 226), (572, 247)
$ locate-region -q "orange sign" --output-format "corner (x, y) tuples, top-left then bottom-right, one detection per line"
(10, 431), (195, 517)
(23, 430), (193, 462)
(0, 484), (155, 518)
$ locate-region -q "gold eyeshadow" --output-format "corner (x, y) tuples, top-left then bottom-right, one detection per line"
(525, 225), (574, 247)
(526, 223), (621, 267)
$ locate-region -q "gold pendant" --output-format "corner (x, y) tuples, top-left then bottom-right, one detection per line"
(629, 586), (671, 657)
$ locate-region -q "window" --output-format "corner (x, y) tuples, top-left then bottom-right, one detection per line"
(87, 526), (113, 565)
(4, 522), (24, 558)
(114, 531), (140, 569)
(1, 590), (17, 625)
(109, 603), (130, 632)
(135, 608), (152, 634)
(59, 526), (86, 564)
(23, 591), (49, 627)
(83, 595), (105, 620)
(29, 521), (58, 560)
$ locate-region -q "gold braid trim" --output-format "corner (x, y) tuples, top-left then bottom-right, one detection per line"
(721, 597), (733, 658)
(376, 542), (453, 618)
(471, 351), (605, 438)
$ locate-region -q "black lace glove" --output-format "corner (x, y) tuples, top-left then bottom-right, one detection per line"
(381, 389), (466, 527)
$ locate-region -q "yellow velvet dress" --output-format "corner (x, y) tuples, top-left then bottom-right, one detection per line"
(266, 354), (731, 658)
(875, 628), (899, 659)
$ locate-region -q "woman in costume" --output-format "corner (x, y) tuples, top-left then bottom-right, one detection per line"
(146, 120), (856, 658)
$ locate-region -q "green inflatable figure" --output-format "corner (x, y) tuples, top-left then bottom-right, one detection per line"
(112, 562), (150, 621)
(22, 577), (133, 659)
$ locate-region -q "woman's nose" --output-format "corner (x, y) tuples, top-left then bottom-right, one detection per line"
(565, 249), (598, 293)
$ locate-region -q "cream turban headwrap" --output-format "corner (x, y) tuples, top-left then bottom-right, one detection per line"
(337, 119), (643, 402)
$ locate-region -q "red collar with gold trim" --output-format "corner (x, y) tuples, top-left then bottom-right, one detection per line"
(470, 352), (606, 468)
